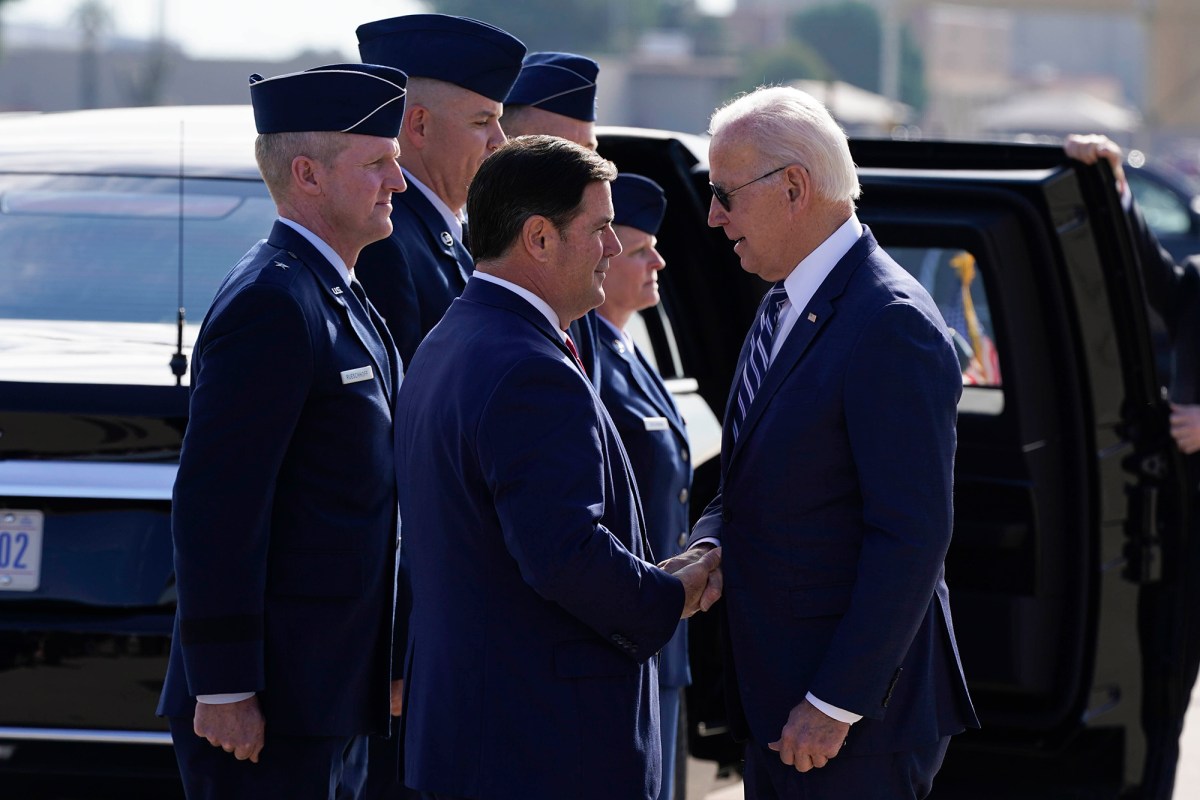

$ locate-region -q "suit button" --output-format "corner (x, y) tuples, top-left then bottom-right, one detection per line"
(678, 532), (687, 548)
(678, 488), (689, 504)
(681, 448), (690, 463)
(722, 509), (732, 523)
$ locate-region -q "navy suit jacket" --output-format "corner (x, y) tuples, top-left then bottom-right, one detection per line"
(157, 221), (400, 737)
(598, 326), (692, 688)
(396, 278), (684, 799)
(355, 183), (471, 365)
(690, 227), (978, 755)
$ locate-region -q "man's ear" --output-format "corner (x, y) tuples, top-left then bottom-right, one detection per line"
(291, 155), (321, 196)
(521, 215), (554, 262)
(404, 105), (431, 149)
(783, 163), (810, 207)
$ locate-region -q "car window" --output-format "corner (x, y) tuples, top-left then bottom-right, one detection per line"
(0, 174), (277, 385)
(0, 175), (274, 323)
(1128, 170), (1192, 236)
(888, 245), (1003, 402)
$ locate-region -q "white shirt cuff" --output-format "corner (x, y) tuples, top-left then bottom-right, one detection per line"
(196, 692), (255, 705)
(806, 692), (862, 724)
(690, 537), (720, 550)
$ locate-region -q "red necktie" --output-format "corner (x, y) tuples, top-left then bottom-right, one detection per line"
(564, 333), (587, 374)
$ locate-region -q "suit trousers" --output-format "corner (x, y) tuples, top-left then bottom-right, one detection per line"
(743, 736), (950, 800)
(169, 716), (368, 800)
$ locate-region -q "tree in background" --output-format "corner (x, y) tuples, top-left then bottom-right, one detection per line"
(0, 0), (24, 64)
(789, 1), (926, 111)
(735, 43), (831, 95)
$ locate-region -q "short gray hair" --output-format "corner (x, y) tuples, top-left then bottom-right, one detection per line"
(254, 131), (350, 202)
(710, 86), (861, 203)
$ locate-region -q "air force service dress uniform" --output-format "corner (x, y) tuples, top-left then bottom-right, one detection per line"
(353, 14), (526, 364)
(597, 174), (693, 800)
(156, 64), (407, 800)
(396, 274), (685, 800)
(507, 51), (606, 390)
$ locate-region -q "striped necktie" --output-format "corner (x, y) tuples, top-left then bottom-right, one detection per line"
(731, 284), (789, 441)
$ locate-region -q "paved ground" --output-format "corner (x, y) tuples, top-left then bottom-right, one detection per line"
(690, 678), (1200, 799)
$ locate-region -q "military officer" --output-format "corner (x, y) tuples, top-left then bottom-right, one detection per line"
(157, 63), (407, 800)
(352, 13), (526, 364)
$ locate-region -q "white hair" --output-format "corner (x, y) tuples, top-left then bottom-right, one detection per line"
(710, 86), (861, 203)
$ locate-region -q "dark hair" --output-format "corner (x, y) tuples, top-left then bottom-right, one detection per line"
(467, 135), (616, 262)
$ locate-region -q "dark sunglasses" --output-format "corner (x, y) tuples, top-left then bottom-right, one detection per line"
(709, 165), (789, 211)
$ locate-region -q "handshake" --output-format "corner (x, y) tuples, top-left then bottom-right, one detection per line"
(658, 545), (723, 619)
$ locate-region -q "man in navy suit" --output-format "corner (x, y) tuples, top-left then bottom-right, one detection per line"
(596, 174), (693, 800)
(353, 14), (525, 364)
(504, 51), (606, 388)
(395, 135), (722, 800)
(156, 64), (408, 800)
(682, 86), (978, 799)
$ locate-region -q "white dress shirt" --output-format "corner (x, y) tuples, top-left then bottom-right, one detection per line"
(470, 271), (567, 341)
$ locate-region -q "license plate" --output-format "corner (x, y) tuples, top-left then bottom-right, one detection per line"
(0, 509), (43, 592)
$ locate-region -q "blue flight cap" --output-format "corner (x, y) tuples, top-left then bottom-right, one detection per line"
(612, 174), (667, 235)
(506, 52), (599, 122)
(356, 14), (526, 103)
(249, 63), (407, 137)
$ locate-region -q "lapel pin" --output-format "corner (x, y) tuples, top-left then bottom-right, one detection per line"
(807, 312), (818, 323)
(440, 231), (454, 247)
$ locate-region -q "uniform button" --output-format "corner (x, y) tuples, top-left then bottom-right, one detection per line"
(678, 532), (687, 548)
(722, 509), (732, 523)
(678, 488), (689, 504)
(681, 448), (689, 463)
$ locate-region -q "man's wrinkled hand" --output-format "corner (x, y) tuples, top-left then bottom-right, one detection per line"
(390, 678), (404, 717)
(662, 546), (723, 617)
(768, 699), (850, 772)
(193, 695), (265, 763)
(1063, 133), (1127, 197)
(1170, 403), (1200, 454)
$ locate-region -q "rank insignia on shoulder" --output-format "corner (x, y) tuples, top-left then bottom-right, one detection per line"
(331, 286), (344, 295)
(440, 231), (454, 247)
(273, 261), (290, 270)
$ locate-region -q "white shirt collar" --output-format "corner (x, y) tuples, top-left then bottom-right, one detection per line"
(471, 271), (565, 340)
(277, 217), (351, 285)
(404, 168), (465, 243)
(781, 214), (863, 314)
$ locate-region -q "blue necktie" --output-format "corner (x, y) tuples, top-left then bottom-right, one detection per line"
(731, 284), (789, 441)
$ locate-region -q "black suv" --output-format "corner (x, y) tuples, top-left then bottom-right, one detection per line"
(0, 106), (1193, 800)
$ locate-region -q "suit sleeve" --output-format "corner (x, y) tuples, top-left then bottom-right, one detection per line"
(476, 356), (684, 660)
(808, 301), (962, 717)
(171, 284), (313, 696)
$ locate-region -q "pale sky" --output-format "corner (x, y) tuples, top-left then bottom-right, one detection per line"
(4, 0), (734, 61)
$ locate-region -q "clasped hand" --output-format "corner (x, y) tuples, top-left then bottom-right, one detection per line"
(658, 545), (723, 618)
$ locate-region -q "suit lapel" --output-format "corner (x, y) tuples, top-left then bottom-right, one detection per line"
(725, 229), (879, 470)
(467, 280), (653, 558)
(268, 222), (397, 403)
